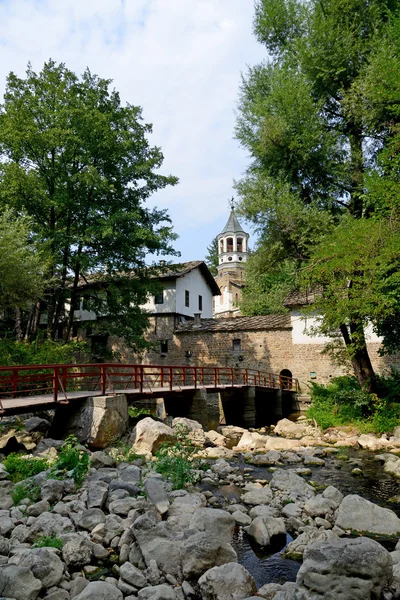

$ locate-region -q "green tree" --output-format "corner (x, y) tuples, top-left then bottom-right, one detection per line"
(0, 60), (178, 348)
(235, 0), (400, 391)
(0, 208), (45, 339)
(205, 235), (219, 276)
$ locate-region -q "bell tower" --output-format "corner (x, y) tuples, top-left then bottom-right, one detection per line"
(214, 201), (249, 318)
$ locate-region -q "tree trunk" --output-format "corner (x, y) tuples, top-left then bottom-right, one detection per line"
(15, 307), (23, 341)
(339, 322), (378, 394)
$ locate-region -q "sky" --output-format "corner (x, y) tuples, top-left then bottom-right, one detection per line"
(0, 0), (265, 263)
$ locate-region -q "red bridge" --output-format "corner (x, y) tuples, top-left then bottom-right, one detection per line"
(0, 363), (298, 416)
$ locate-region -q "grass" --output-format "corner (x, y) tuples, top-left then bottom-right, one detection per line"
(32, 535), (63, 549)
(3, 453), (50, 483)
(11, 481), (41, 505)
(49, 435), (89, 486)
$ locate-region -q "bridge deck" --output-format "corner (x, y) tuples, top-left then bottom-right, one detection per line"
(0, 363), (298, 416)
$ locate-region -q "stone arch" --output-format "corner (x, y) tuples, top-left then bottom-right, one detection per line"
(279, 369), (293, 390)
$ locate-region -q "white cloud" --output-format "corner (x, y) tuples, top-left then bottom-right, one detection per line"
(0, 0), (265, 261)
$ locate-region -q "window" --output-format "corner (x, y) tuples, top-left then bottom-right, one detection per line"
(232, 338), (241, 351)
(185, 290), (190, 307)
(198, 295), (203, 311)
(228, 256), (233, 261)
(227, 237), (233, 252)
(237, 237), (243, 251)
(154, 290), (164, 304)
(160, 340), (168, 354)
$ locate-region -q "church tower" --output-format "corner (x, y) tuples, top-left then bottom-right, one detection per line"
(213, 206), (249, 318)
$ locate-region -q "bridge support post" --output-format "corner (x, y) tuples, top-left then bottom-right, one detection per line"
(243, 386), (256, 429)
(274, 390), (283, 420)
(187, 389), (208, 428)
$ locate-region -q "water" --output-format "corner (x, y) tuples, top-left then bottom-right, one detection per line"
(204, 447), (400, 588)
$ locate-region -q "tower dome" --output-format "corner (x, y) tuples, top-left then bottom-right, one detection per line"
(217, 208), (249, 269)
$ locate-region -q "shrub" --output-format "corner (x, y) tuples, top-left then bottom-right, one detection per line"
(32, 535), (63, 549)
(128, 406), (153, 419)
(0, 338), (90, 367)
(107, 442), (141, 465)
(49, 435), (89, 486)
(154, 424), (204, 490)
(3, 453), (49, 482)
(11, 481), (41, 505)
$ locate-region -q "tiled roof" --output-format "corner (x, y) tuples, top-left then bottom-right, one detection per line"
(284, 288), (321, 307)
(176, 314), (291, 333)
(220, 209), (247, 235)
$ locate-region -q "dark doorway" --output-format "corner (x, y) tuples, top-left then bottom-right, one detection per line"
(279, 369), (293, 390)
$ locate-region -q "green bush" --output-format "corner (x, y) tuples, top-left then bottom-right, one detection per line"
(32, 535), (63, 549)
(3, 453), (49, 482)
(49, 435), (89, 486)
(11, 481), (41, 505)
(154, 425), (205, 490)
(0, 338), (90, 367)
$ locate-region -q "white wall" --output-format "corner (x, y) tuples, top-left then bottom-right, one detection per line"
(175, 268), (214, 318)
(291, 310), (382, 344)
(141, 281), (176, 314)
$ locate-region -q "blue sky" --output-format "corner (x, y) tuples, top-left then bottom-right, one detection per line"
(0, 0), (265, 263)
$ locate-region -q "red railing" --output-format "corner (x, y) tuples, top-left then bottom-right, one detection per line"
(0, 363), (298, 412)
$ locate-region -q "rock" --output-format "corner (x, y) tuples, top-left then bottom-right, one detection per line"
(172, 417), (205, 445)
(241, 486), (273, 506)
(270, 469), (315, 499)
(119, 561), (147, 589)
(232, 511), (252, 526)
(24, 416), (51, 433)
(237, 431), (266, 450)
(44, 590), (70, 600)
(0, 514), (14, 535)
(137, 584), (178, 599)
(218, 426), (247, 448)
(258, 582), (296, 600)
(19, 547), (64, 588)
(28, 512), (74, 540)
(198, 562), (257, 600)
(0, 564), (42, 600)
(87, 480), (109, 509)
(0, 428), (36, 452)
(304, 495), (337, 518)
(296, 537), (393, 599)
(41, 479), (65, 503)
(62, 533), (93, 567)
(70, 577), (89, 598)
(247, 516), (286, 547)
(322, 485), (343, 505)
(74, 581), (123, 600)
(303, 455), (325, 466)
(358, 433), (391, 451)
(264, 437), (302, 451)
(144, 477), (170, 515)
(133, 517), (183, 578)
(90, 451), (116, 469)
(130, 417), (175, 454)
(249, 450), (281, 466)
(27, 499), (51, 516)
(109, 497), (138, 516)
(285, 527), (339, 560)
(205, 430), (227, 447)
(274, 418), (313, 439)
(78, 508), (106, 531)
(189, 508), (235, 543)
(335, 494), (400, 536)
(181, 532), (237, 579)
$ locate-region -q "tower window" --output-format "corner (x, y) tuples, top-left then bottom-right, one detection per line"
(232, 338), (241, 351)
(198, 295), (203, 311)
(237, 237), (243, 251)
(227, 237), (233, 252)
(185, 290), (190, 307)
(154, 290), (164, 304)
(220, 239), (224, 253)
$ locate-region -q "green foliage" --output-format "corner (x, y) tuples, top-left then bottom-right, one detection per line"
(307, 375), (400, 433)
(3, 453), (49, 483)
(154, 425), (204, 490)
(0, 207), (45, 314)
(50, 435), (89, 486)
(107, 441), (141, 465)
(0, 59), (178, 345)
(0, 338), (90, 367)
(128, 406), (153, 419)
(32, 535), (63, 549)
(205, 235), (219, 276)
(11, 481), (41, 505)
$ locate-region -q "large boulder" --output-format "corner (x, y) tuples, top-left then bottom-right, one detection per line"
(189, 508), (235, 543)
(172, 417), (206, 445)
(335, 494), (400, 537)
(0, 564), (42, 600)
(198, 562), (257, 600)
(130, 417), (175, 454)
(274, 418), (314, 439)
(181, 532), (237, 579)
(241, 486), (273, 506)
(19, 547), (64, 588)
(284, 528), (339, 560)
(296, 537), (393, 599)
(247, 516), (286, 547)
(132, 515), (183, 578)
(270, 469), (315, 499)
(236, 431), (267, 450)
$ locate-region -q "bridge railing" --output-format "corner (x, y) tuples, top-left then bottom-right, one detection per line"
(0, 363), (298, 410)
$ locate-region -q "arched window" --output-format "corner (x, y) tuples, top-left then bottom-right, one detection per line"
(237, 237), (243, 252)
(227, 237), (233, 252)
(219, 239), (224, 253)
(279, 369), (293, 390)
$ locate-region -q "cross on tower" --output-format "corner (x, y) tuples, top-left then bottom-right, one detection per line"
(229, 196), (235, 210)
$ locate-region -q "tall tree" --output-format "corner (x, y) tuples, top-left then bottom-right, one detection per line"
(205, 235), (219, 276)
(235, 0), (400, 392)
(0, 61), (178, 348)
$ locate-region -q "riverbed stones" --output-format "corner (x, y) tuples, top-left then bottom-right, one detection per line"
(172, 417), (206, 445)
(181, 532), (237, 579)
(130, 417), (175, 454)
(189, 507), (235, 542)
(74, 580), (123, 600)
(270, 469), (315, 499)
(61, 533), (93, 567)
(284, 527), (339, 560)
(296, 537), (393, 599)
(144, 477), (170, 515)
(0, 564), (42, 600)
(335, 494), (400, 536)
(241, 486), (273, 506)
(19, 547), (64, 588)
(119, 561), (147, 589)
(246, 516), (286, 547)
(198, 562), (257, 600)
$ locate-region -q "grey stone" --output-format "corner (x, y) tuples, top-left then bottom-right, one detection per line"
(109, 497), (138, 516)
(0, 515), (14, 536)
(247, 516), (286, 547)
(198, 562), (257, 600)
(133, 518), (182, 578)
(61, 533), (93, 567)
(322, 485), (343, 505)
(181, 532), (237, 579)
(0, 564), (42, 600)
(250, 451), (281, 466)
(130, 417), (175, 454)
(87, 480), (109, 509)
(270, 469), (315, 499)
(304, 495), (337, 518)
(258, 582), (296, 600)
(232, 510), (252, 526)
(24, 417), (50, 433)
(28, 512), (74, 541)
(78, 508), (106, 531)
(285, 527), (339, 560)
(335, 494), (400, 536)
(74, 581), (123, 600)
(44, 590), (70, 600)
(144, 477), (170, 515)
(0, 535), (10, 555)
(296, 537), (392, 599)
(20, 547), (64, 588)
(303, 455), (325, 466)
(119, 561), (147, 589)
(70, 577), (89, 598)
(138, 584), (178, 600)
(41, 479), (65, 503)
(90, 451), (116, 469)
(189, 508), (235, 543)
(241, 487), (273, 506)
(27, 499), (51, 516)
